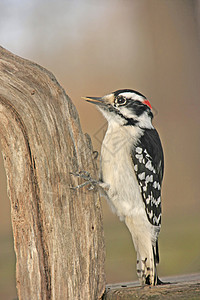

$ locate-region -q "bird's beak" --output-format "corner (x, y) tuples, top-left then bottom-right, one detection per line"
(81, 96), (105, 106)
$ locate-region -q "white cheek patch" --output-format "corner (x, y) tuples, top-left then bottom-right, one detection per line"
(115, 106), (153, 129)
(118, 106), (135, 118)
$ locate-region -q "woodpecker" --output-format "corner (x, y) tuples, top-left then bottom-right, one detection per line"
(82, 89), (164, 286)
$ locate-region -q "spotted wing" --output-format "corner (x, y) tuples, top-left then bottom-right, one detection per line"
(131, 128), (164, 226)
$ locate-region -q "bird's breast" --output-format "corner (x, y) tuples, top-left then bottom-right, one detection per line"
(100, 127), (145, 220)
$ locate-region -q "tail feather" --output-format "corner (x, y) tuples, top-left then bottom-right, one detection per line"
(125, 216), (160, 286)
(136, 245), (156, 285)
(157, 276), (170, 285)
(155, 240), (159, 264)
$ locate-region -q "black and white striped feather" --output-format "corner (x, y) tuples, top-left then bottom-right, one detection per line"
(131, 128), (164, 227)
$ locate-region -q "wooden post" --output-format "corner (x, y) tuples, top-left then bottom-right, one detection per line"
(103, 273), (200, 299)
(0, 46), (105, 300)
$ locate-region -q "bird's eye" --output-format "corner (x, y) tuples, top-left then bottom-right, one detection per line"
(115, 96), (127, 106)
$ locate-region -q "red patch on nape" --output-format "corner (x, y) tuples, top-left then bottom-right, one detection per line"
(143, 99), (152, 109)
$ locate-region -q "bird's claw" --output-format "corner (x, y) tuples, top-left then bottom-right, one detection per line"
(70, 170), (98, 190)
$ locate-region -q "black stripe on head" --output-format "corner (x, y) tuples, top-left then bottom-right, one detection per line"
(126, 100), (148, 117)
(107, 104), (139, 126)
(113, 89), (147, 99)
(125, 100), (153, 119)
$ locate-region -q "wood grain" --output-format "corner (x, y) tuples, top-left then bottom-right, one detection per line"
(0, 46), (105, 300)
(103, 273), (200, 299)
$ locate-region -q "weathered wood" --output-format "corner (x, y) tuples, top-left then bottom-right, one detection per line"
(0, 46), (105, 300)
(103, 273), (200, 299)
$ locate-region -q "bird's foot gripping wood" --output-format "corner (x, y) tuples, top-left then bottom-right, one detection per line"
(70, 171), (99, 190)
(70, 170), (110, 192)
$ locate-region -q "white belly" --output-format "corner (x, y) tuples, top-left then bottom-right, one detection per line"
(100, 125), (146, 221)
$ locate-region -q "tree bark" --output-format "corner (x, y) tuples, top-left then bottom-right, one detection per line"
(0, 46), (105, 300)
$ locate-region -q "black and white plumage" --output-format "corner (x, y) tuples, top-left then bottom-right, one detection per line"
(132, 129), (164, 227)
(83, 89), (164, 286)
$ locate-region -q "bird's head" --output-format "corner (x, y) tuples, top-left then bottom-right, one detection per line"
(83, 89), (153, 128)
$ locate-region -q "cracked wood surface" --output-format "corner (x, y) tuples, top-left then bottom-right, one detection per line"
(0, 46), (105, 300)
(103, 273), (200, 299)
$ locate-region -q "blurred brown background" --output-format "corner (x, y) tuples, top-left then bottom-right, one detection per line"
(0, 0), (200, 299)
